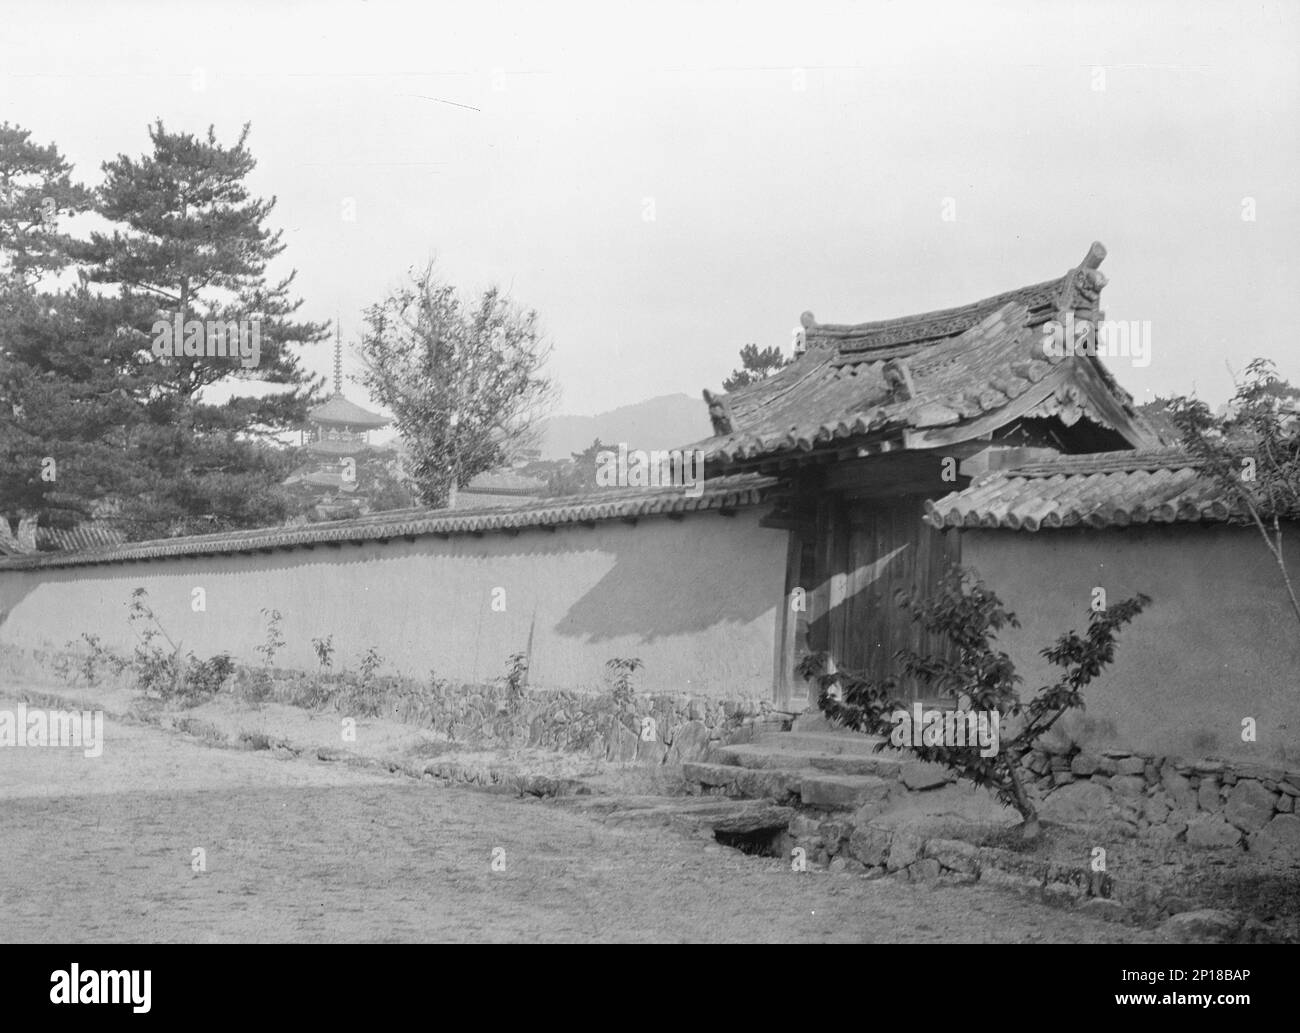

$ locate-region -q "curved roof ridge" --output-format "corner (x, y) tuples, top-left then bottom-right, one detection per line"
(802, 273), (1066, 340)
(799, 241), (1107, 355)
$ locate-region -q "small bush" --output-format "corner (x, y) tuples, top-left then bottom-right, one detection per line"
(336, 648), (386, 718)
(501, 652), (529, 715)
(179, 652), (235, 706)
(605, 657), (643, 708)
(312, 635), (334, 670)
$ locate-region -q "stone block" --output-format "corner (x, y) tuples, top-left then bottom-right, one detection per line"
(680, 761), (737, 787)
(1109, 775), (1146, 797)
(635, 736), (668, 766)
(1040, 780), (1114, 825)
(886, 831), (924, 871)
(1246, 814), (1300, 860)
(801, 774), (891, 811)
(900, 760), (952, 791)
(1224, 779), (1278, 833)
(1160, 768), (1197, 810)
(667, 720), (711, 763)
(847, 824), (891, 867)
(1185, 813), (1243, 849)
(733, 767), (801, 801)
(1142, 795), (1170, 824)
(924, 838), (981, 875)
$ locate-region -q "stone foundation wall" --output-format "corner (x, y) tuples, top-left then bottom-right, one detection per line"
(779, 743), (1300, 872)
(1023, 741), (1299, 856)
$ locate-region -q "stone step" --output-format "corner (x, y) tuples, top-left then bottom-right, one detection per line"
(790, 710), (841, 734)
(800, 772), (893, 811)
(681, 761), (895, 812)
(682, 761), (804, 801)
(556, 794), (795, 835)
(750, 731), (894, 756)
(712, 742), (906, 779)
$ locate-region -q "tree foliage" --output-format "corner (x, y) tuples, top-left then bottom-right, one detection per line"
(722, 343), (789, 392)
(1, 121), (327, 540)
(357, 263), (555, 509)
(798, 567), (1149, 839)
(544, 438), (610, 496)
(1166, 359), (1300, 624)
(0, 121), (92, 289)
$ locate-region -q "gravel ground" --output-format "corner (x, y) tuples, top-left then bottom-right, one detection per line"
(0, 698), (1169, 943)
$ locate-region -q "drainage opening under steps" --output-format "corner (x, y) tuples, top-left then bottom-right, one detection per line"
(713, 826), (785, 857)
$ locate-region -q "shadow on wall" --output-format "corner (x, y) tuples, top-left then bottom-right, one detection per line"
(0, 566), (64, 634)
(555, 517), (784, 643)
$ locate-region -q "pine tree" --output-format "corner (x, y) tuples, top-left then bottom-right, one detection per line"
(546, 439), (610, 496)
(0, 121), (92, 289)
(0, 127), (138, 540)
(722, 343), (788, 392)
(76, 121), (330, 537)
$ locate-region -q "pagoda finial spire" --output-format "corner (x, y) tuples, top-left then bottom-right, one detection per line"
(334, 321), (343, 396)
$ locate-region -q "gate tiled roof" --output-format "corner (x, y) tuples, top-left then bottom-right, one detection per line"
(924, 449), (1238, 531)
(689, 243), (1161, 467)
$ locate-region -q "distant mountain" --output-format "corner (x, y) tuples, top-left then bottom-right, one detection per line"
(538, 393), (713, 460)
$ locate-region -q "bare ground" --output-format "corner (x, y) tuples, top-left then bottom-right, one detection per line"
(0, 698), (1172, 943)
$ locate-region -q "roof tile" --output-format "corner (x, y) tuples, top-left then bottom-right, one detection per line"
(0, 474), (776, 570)
(925, 450), (1241, 531)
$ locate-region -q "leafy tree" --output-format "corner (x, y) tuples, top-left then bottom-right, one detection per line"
(360, 454), (418, 513)
(722, 343), (789, 392)
(798, 568), (1148, 840)
(1167, 359), (1300, 625)
(357, 263), (556, 508)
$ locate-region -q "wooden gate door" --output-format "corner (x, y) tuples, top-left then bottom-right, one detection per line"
(775, 491), (959, 711)
(840, 494), (959, 701)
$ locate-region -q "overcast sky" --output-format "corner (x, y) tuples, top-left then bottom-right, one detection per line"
(3, 0), (1297, 419)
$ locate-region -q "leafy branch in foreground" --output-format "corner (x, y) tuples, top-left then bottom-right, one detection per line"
(798, 567), (1149, 840)
(1167, 358), (1300, 626)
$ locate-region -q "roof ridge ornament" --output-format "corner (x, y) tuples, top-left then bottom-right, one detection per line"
(1054, 240), (1108, 320)
(881, 357), (916, 401)
(702, 388), (735, 436)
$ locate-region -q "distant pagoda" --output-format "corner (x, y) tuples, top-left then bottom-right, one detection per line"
(284, 330), (393, 517)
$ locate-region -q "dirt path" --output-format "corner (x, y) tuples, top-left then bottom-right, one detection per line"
(0, 700), (1167, 943)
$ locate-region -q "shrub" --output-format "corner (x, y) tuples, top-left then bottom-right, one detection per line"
(128, 588), (184, 699)
(605, 657), (643, 708)
(501, 651), (529, 715)
(799, 566), (1148, 840)
(335, 647), (386, 718)
(180, 653), (235, 705)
